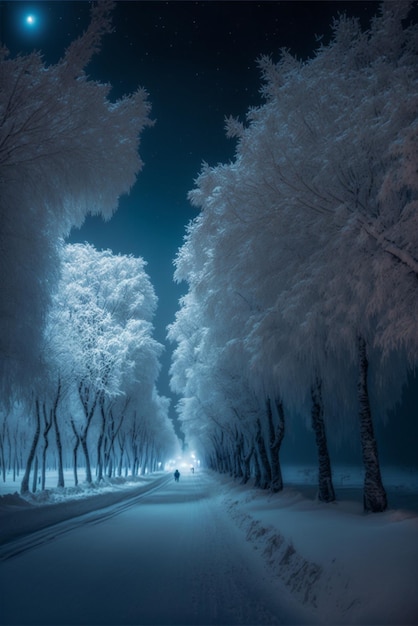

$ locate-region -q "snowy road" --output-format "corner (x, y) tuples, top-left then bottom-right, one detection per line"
(0, 472), (309, 625)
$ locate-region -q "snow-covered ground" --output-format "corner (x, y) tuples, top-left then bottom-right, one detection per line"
(219, 466), (418, 625)
(1, 465), (417, 625)
(0, 468), (159, 499)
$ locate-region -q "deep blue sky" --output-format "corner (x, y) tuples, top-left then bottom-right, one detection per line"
(4, 1), (417, 465)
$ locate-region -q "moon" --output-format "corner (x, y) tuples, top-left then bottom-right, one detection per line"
(25, 14), (36, 27)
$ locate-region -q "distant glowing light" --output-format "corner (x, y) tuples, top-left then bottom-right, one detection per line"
(25, 14), (36, 26)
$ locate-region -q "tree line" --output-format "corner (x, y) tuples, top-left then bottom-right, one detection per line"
(0, 1), (179, 492)
(169, 3), (418, 512)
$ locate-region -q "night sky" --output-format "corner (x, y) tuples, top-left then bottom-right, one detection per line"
(5, 0), (417, 465)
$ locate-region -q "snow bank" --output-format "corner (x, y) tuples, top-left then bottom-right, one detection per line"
(0, 469), (154, 500)
(218, 468), (418, 625)
(0, 474), (159, 516)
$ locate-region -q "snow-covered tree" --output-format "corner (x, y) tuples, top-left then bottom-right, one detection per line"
(55, 243), (164, 484)
(170, 1), (418, 512)
(0, 0), (151, 403)
(16, 242), (179, 492)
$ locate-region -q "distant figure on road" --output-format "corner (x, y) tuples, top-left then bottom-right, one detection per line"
(174, 469), (180, 482)
(191, 467), (194, 474)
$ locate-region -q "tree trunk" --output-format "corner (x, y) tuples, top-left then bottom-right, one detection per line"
(255, 418), (271, 489)
(253, 447), (261, 488)
(7, 431), (11, 477)
(105, 409), (124, 477)
(41, 403), (52, 491)
(52, 378), (64, 488)
(131, 444), (139, 476)
(0, 431), (5, 483)
(77, 383), (100, 484)
(53, 418), (65, 488)
(118, 434), (125, 477)
(2, 423), (10, 482)
(233, 434), (244, 480)
(21, 400), (41, 494)
(32, 454), (39, 493)
(96, 397), (106, 482)
(358, 336), (387, 513)
(241, 439), (253, 485)
(81, 434), (93, 483)
(70, 418), (80, 487)
(13, 433), (18, 481)
(311, 379), (335, 503)
(107, 456), (114, 478)
(267, 397), (285, 493)
(211, 431), (226, 474)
